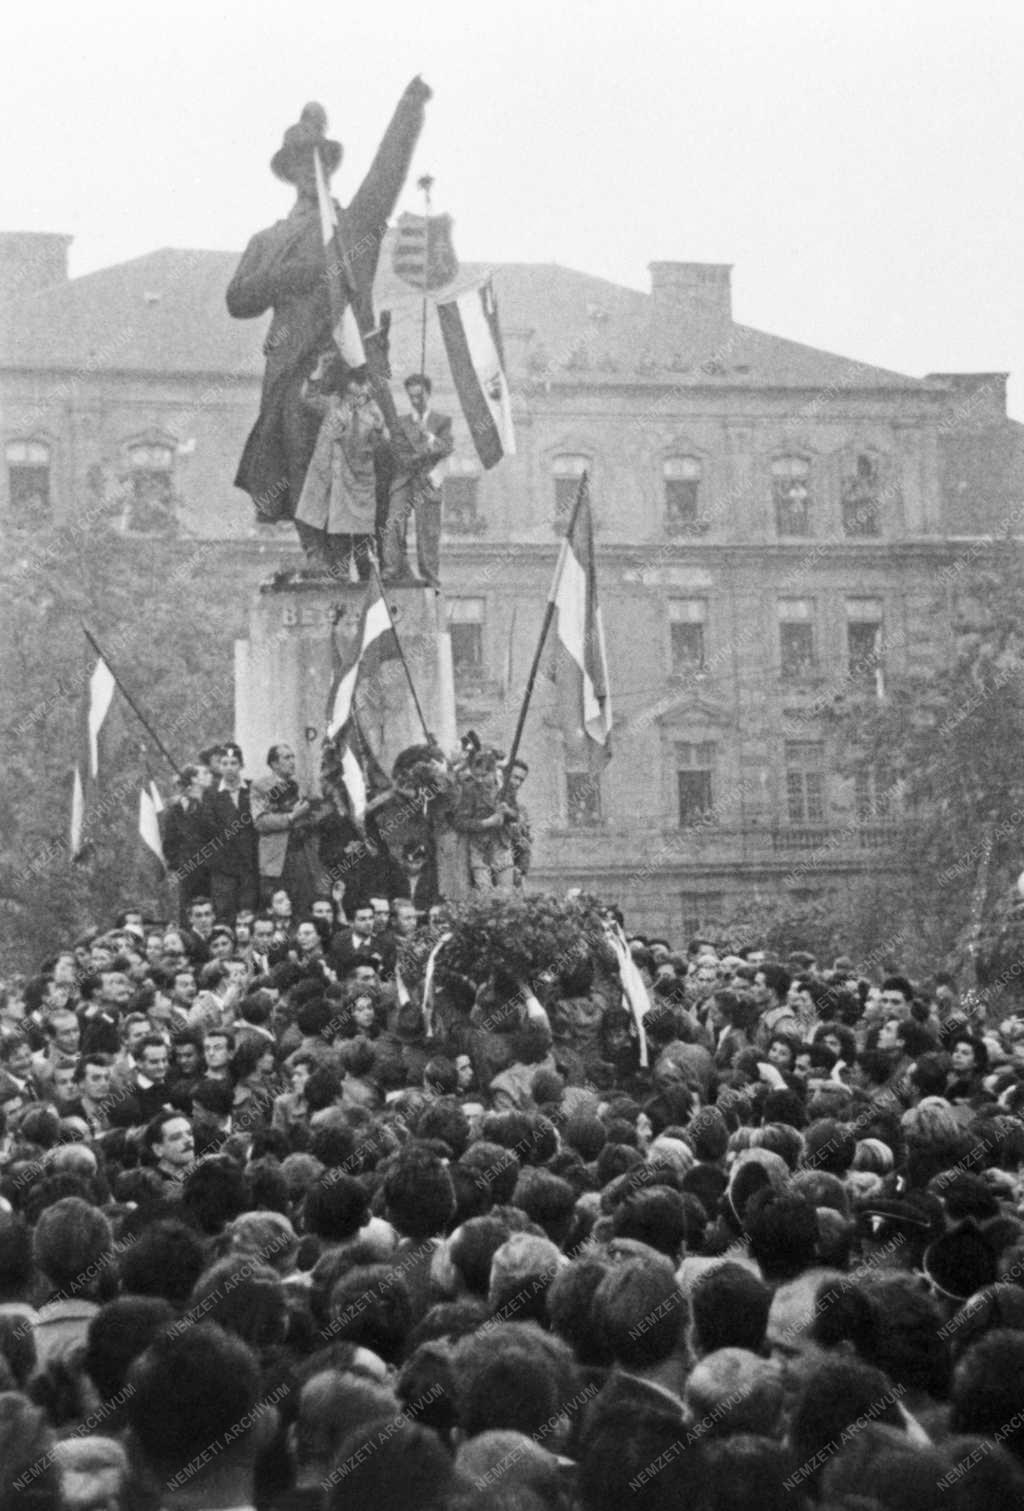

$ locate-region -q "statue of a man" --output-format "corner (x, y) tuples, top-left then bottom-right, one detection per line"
(226, 80), (431, 529)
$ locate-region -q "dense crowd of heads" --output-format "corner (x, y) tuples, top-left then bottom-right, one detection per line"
(2, 891), (1024, 1511)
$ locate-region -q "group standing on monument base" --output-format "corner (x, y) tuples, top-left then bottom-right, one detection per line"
(161, 735), (531, 925)
(4, 878), (1024, 1510)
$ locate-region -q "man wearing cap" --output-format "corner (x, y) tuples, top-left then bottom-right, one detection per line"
(227, 80), (431, 533)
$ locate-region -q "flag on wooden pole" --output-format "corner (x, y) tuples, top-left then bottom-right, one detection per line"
(549, 476), (612, 770)
(437, 277), (514, 469)
(70, 653), (117, 859)
(314, 146), (366, 368)
(326, 579), (398, 821)
(139, 775), (166, 871)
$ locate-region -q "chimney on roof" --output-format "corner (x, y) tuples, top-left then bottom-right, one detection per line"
(926, 372), (1008, 420)
(0, 232), (72, 300)
(648, 262), (732, 349)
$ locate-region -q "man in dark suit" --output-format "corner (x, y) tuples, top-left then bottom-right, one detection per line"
(162, 764), (210, 924)
(381, 373), (454, 587)
(200, 743), (259, 922)
(327, 901), (388, 979)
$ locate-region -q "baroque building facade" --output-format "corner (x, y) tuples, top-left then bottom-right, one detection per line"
(2, 229), (1022, 934)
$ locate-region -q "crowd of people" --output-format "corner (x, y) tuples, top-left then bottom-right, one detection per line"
(2, 865), (1024, 1511)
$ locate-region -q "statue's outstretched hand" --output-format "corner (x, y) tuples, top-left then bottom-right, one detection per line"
(406, 75), (433, 103)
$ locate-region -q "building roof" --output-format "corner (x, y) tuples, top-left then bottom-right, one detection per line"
(0, 237), (935, 394)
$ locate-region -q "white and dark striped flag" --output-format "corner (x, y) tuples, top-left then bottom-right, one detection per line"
(139, 775), (166, 872)
(326, 578), (398, 822)
(314, 146), (366, 367)
(70, 654), (117, 859)
(549, 475), (612, 771)
(437, 277), (515, 470)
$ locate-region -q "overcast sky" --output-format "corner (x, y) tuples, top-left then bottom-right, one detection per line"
(4, 0), (1022, 414)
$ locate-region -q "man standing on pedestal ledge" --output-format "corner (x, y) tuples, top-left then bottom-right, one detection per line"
(251, 743), (320, 917)
(226, 80), (431, 540)
(381, 373), (453, 587)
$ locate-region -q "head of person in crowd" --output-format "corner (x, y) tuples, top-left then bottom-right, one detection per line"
(126, 1322), (275, 1505)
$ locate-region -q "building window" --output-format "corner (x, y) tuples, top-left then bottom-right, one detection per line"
(447, 598), (485, 678)
(443, 458), (483, 533)
(680, 892), (724, 937)
(778, 599), (817, 679)
(552, 453), (589, 526)
(846, 598), (884, 691)
(676, 741), (716, 826)
(669, 599), (707, 675)
(124, 442), (175, 531)
(785, 740), (826, 824)
(773, 456), (811, 536)
(566, 769), (602, 826)
(855, 767), (894, 821)
(663, 456), (704, 534)
(842, 453), (881, 536)
(6, 440), (51, 523)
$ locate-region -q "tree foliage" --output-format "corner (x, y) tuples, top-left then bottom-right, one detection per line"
(0, 513), (267, 970)
(827, 537), (1024, 979)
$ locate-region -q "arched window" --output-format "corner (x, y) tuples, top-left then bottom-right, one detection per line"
(552, 453), (589, 524)
(772, 455), (811, 536)
(6, 440), (51, 522)
(663, 456), (703, 534)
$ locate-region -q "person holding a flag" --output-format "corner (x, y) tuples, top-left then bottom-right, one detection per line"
(293, 358), (387, 576)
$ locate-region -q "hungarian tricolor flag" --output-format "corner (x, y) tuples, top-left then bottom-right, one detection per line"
(315, 146), (367, 368)
(70, 653), (117, 860)
(326, 579), (398, 822)
(437, 277), (514, 469)
(549, 475), (612, 771)
(138, 775), (166, 872)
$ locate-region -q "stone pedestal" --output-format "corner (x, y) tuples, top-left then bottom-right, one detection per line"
(235, 574), (457, 792)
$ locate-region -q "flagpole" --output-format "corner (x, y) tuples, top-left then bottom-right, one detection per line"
(502, 472), (590, 794)
(317, 146), (402, 439)
(417, 174), (434, 376)
(80, 624), (183, 780)
(370, 561), (432, 742)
